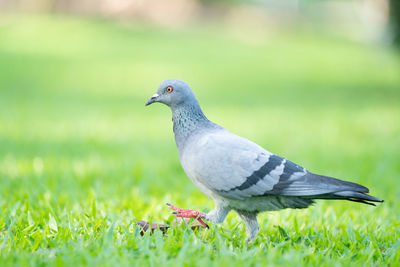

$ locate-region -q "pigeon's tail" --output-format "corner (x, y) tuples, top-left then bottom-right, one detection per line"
(299, 174), (384, 206)
(268, 172), (383, 206)
(308, 190), (384, 206)
(331, 190), (383, 206)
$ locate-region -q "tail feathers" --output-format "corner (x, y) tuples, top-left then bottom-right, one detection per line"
(307, 190), (384, 206)
(267, 172), (372, 197)
(267, 171), (383, 206)
(333, 190), (384, 206)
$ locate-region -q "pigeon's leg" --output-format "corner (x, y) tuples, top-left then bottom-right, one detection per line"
(166, 203), (209, 228)
(236, 210), (259, 241)
(203, 204), (230, 224)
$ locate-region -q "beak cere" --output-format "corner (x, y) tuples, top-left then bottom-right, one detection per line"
(145, 93), (159, 106)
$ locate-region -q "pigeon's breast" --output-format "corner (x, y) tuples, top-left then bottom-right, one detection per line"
(179, 130), (227, 200)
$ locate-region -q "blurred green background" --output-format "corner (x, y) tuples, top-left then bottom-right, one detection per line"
(0, 0), (399, 266)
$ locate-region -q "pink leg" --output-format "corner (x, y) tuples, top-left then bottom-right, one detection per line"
(166, 203), (209, 228)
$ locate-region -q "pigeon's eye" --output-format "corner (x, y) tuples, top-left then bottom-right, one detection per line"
(166, 86), (173, 93)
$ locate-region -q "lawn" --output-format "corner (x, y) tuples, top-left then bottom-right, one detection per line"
(0, 15), (399, 266)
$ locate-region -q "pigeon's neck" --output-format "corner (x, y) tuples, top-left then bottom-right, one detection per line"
(172, 103), (210, 150)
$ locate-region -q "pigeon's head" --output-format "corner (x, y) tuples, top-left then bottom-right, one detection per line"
(145, 79), (198, 108)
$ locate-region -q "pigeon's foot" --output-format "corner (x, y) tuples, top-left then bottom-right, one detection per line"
(166, 203), (209, 228)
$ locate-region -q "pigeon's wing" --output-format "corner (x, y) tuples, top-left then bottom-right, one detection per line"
(182, 130), (368, 200)
(181, 130), (303, 200)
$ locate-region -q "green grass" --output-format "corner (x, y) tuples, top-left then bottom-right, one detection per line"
(0, 15), (399, 266)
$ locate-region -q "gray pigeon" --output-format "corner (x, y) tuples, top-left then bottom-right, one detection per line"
(145, 79), (383, 240)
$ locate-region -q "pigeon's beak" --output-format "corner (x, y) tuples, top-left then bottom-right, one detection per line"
(145, 93), (159, 106)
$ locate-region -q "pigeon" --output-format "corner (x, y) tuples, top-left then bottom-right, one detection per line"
(145, 79), (383, 240)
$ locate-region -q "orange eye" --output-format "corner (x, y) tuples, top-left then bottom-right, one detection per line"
(166, 86), (173, 93)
